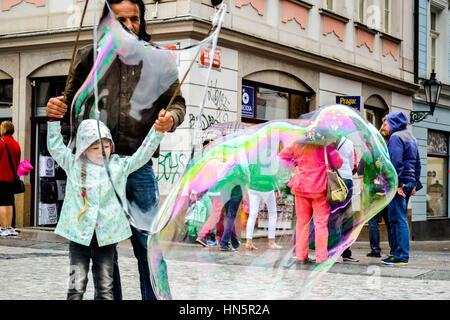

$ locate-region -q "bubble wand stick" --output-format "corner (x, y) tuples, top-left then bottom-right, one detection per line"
(63, 0), (90, 103)
(161, 4), (226, 117)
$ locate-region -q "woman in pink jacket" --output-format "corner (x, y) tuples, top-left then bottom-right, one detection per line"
(279, 142), (343, 264)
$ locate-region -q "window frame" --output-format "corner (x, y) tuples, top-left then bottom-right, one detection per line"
(358, 0), (366, 24)
(429, 8), (440, 74)
(0, 79), (13, 109)
(426, 130), (449, 219)
(365, 108), (375, 125)
(324, 0), (334, 11)
(241, 80), (310, 124)
(31, 76), (66, 118)
(383, 0), (391, 34)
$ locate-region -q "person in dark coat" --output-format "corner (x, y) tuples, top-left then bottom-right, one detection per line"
(379, 111), (422, 265)
(46, 0), (186, 300)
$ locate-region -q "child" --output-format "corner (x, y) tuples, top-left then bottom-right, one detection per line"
(47, 118), (165, 300)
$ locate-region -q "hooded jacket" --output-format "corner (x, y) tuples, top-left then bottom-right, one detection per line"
(47, 119), (164, 247)
(278, 143), (343, 197)
(386, 111), (422, 191)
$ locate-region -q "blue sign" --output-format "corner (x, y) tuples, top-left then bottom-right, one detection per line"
(336, 96), (361, 111)
(241, 85), (255, 117)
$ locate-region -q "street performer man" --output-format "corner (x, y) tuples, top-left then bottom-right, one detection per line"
(46, 0), (186, 300)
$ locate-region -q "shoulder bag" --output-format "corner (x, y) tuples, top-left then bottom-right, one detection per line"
(324, 145), (348, 203)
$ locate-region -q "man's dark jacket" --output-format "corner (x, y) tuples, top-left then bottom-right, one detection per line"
(65, 44), (186, 157)
(386, 111), (423, 191)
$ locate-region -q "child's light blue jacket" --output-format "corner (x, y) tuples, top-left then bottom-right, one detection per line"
(47, 120), (164, 247)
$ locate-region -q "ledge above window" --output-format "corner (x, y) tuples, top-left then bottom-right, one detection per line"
(378, 31), (402, 44)
(353, 22), (378, 35)
(318, 8), (349, 24)
(285, 0), (313, 10)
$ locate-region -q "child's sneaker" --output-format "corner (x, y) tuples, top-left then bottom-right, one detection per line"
(206, 239), (218, 246)
(6, 228), (18, 236)
(343, 256), (359, 262)
(220, 245), (234, 252)
(0, 228), (9, 237)
(195, 237), (209, 247)
(231, 238), (240, 250)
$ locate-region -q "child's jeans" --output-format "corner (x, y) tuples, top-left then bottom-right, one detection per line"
(295, 194), (330, 263)
(67, 239), (114, 300)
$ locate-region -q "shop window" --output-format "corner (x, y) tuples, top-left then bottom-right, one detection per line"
(0, 80), (13, 119)
(365, 109), (375, 125)
(31, 77), (69, 226)
(240, 81), (310, 236)
(34, 78), (66, 117)
(426, 131), (448, 218)
(241, 81), (309, 124)
(364, 105), (386, 130)
(256, 87), (289, 120)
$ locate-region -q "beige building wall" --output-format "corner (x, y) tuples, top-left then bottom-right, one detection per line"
(0, 0), (419, 226)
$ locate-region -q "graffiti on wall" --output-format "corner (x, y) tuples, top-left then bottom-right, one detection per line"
(189, 79), (232, 130)
(156, 152), (187, 184)
(208, 79), (232, 111)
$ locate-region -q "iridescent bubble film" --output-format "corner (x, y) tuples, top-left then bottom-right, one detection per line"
(47, 0), (398, 300)
(53, 0), (227, 234)
(149, 104), (398, 299)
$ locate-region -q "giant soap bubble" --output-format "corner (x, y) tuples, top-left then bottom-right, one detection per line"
(53, 0), (227, 234)
(149, 104), (398, 299)
(48, 0), (398, 300)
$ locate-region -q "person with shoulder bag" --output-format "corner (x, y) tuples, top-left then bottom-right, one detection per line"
(279, 140), (343, 265)
(327, 136), (359, 262)
(0, 121), (22, 237)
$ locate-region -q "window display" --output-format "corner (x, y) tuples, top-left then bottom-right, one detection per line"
(257, 186), (294, 230)
(241, 81), (309, 123)
(427, 131), (448, 218)
(33, 77), (68, 226)
(0, 80), (13, 120)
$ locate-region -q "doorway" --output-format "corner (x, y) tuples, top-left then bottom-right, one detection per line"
(30, 76), (69, 227)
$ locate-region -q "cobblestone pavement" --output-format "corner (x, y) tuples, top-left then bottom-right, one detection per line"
(0, 230), (449, 300)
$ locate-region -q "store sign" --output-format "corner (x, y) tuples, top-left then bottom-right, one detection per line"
(39, 155), (55, 177)
(164, 45), (180, 65)
(241, 85), (255, 117)
(336, 96), (361, 111)
(200, 47), (221, 70)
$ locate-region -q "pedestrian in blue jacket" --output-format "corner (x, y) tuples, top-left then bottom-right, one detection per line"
(379, 111), (422, 265)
